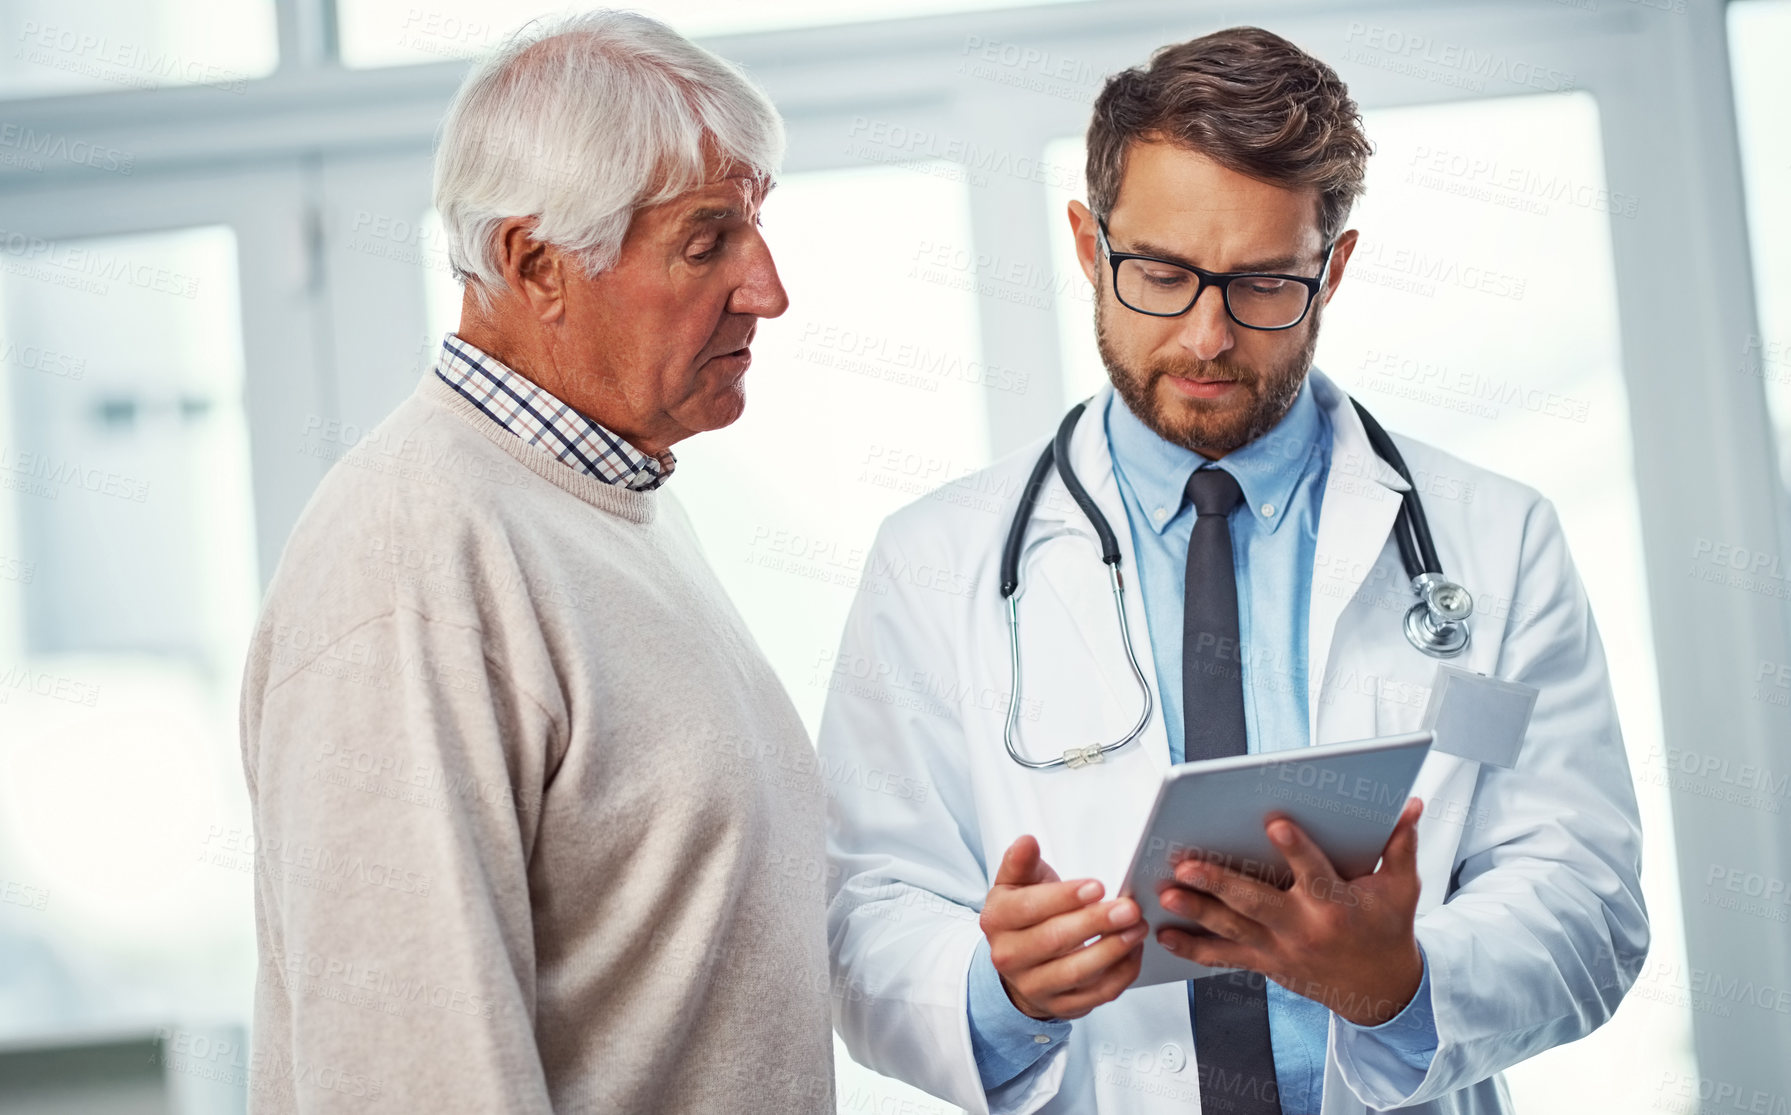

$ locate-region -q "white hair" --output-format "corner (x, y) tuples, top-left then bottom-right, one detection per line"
(433, 9), (785, 309)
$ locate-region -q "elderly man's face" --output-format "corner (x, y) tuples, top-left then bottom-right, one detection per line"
(574, 167), (787, 449)
(465, 158), (788, 456)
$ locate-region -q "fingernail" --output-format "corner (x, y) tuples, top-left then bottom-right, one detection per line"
(1158, 932), (1177, 953)
(1077, 881), (1101, 902)
(1108, 900), (1136, 927)
(1121, 924), (1147, 945)
(1269, 822), (1293, 847)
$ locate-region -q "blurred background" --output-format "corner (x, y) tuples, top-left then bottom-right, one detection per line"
(0, 0), (1786, 1111)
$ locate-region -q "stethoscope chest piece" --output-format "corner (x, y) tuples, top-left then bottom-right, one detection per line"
(1403, 572), (1473, 657)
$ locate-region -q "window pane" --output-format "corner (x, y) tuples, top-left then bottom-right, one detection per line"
(1729, 1), (1791, 501)
(672, 163), (991, 731)
(420, 207), (460, 353)
(339, 0), (1088, 69)
(1048, 89), (1694, 1113)
(0, 227), (259, 1079)
(668, 164), (989, 1110)
(0, 0), (277, 99)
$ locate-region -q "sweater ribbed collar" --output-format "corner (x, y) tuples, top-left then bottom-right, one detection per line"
(419, 374), (658, 524)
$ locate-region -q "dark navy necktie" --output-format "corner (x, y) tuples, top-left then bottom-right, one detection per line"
(1182, 466), (1280, 1115)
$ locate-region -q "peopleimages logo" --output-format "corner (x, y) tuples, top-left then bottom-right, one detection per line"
(0, 226), (199, 298)
(844, 116), (1082, 191)
(1341, 22), (1576, 92)
(1702, 864), (1790, 924)
(12, 21), (249, 94)
(0, 123), (134, 174)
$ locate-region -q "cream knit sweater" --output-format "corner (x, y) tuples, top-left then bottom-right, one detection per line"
(239, 374), (833, 1113)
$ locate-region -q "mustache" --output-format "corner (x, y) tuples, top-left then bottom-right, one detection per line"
(1145, 356), (1255, 386)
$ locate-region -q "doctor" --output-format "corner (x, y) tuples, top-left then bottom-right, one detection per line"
(820, 25), (1647, 1115)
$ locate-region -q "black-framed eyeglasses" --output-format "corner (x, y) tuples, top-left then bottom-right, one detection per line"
(1096, 219), (1336, 331)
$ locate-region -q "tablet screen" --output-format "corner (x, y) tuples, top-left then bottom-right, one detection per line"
(1121, 731), (1433, 987)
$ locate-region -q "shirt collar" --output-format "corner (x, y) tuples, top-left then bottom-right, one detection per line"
(1105, 374), (1326, 536)
(434, 333), (674, 490)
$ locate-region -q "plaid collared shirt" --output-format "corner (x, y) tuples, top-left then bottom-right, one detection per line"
(433, 334), (675, 491)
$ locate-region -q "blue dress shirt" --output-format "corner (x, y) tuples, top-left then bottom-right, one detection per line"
(966, 379), (1437, 1110)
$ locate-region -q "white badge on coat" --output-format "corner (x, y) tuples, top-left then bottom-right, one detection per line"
(1421, 664), (1539, 769)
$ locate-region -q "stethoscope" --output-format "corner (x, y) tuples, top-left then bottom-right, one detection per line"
(997, 395), (1474, 771)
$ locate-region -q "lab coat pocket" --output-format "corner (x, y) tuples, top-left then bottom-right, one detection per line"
(1409, 753), (1481, 914)
(1370, 661), (1476, 914)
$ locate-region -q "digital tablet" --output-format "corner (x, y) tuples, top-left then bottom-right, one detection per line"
(1120, 730), (1433, 987)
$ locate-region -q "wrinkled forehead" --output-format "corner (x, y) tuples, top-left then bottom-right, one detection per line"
(675, 170), (771, 220)
(635, 172), (771, 241)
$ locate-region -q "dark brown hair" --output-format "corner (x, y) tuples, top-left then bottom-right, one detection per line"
(1086, 26), (1372, 245)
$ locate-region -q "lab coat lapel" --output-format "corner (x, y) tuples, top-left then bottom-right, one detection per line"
(1306, 370), (1411, 743)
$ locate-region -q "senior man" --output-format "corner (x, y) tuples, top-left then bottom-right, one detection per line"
(239, 12), (831, 1113)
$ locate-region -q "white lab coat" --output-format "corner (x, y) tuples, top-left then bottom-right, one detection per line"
(819, 370), (1647, 1115)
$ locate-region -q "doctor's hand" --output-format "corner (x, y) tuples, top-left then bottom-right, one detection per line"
(1156, 797), (1426, 1027)
(981, 835), (1147, 1022)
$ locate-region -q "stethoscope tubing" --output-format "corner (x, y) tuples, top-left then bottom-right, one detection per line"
(997, 394), (1471, 771)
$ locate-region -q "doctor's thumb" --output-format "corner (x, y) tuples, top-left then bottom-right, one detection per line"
(1382, 797), (1424, 878)
(994, 835), (1056, 886)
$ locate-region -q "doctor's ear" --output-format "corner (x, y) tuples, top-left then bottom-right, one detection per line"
(1067, 200), (1100, 286)
(1320, 229), (1360, 306)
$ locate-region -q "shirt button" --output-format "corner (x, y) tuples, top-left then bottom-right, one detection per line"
(1261, 502), (1275, 517)
(1153, 507), (1167, 522)
(1033, 1034), (1052, 1044)
(1158, 1042), (1187, 1072)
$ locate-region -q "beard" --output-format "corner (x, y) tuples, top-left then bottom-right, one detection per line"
(1095, 291), (1321, 458)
